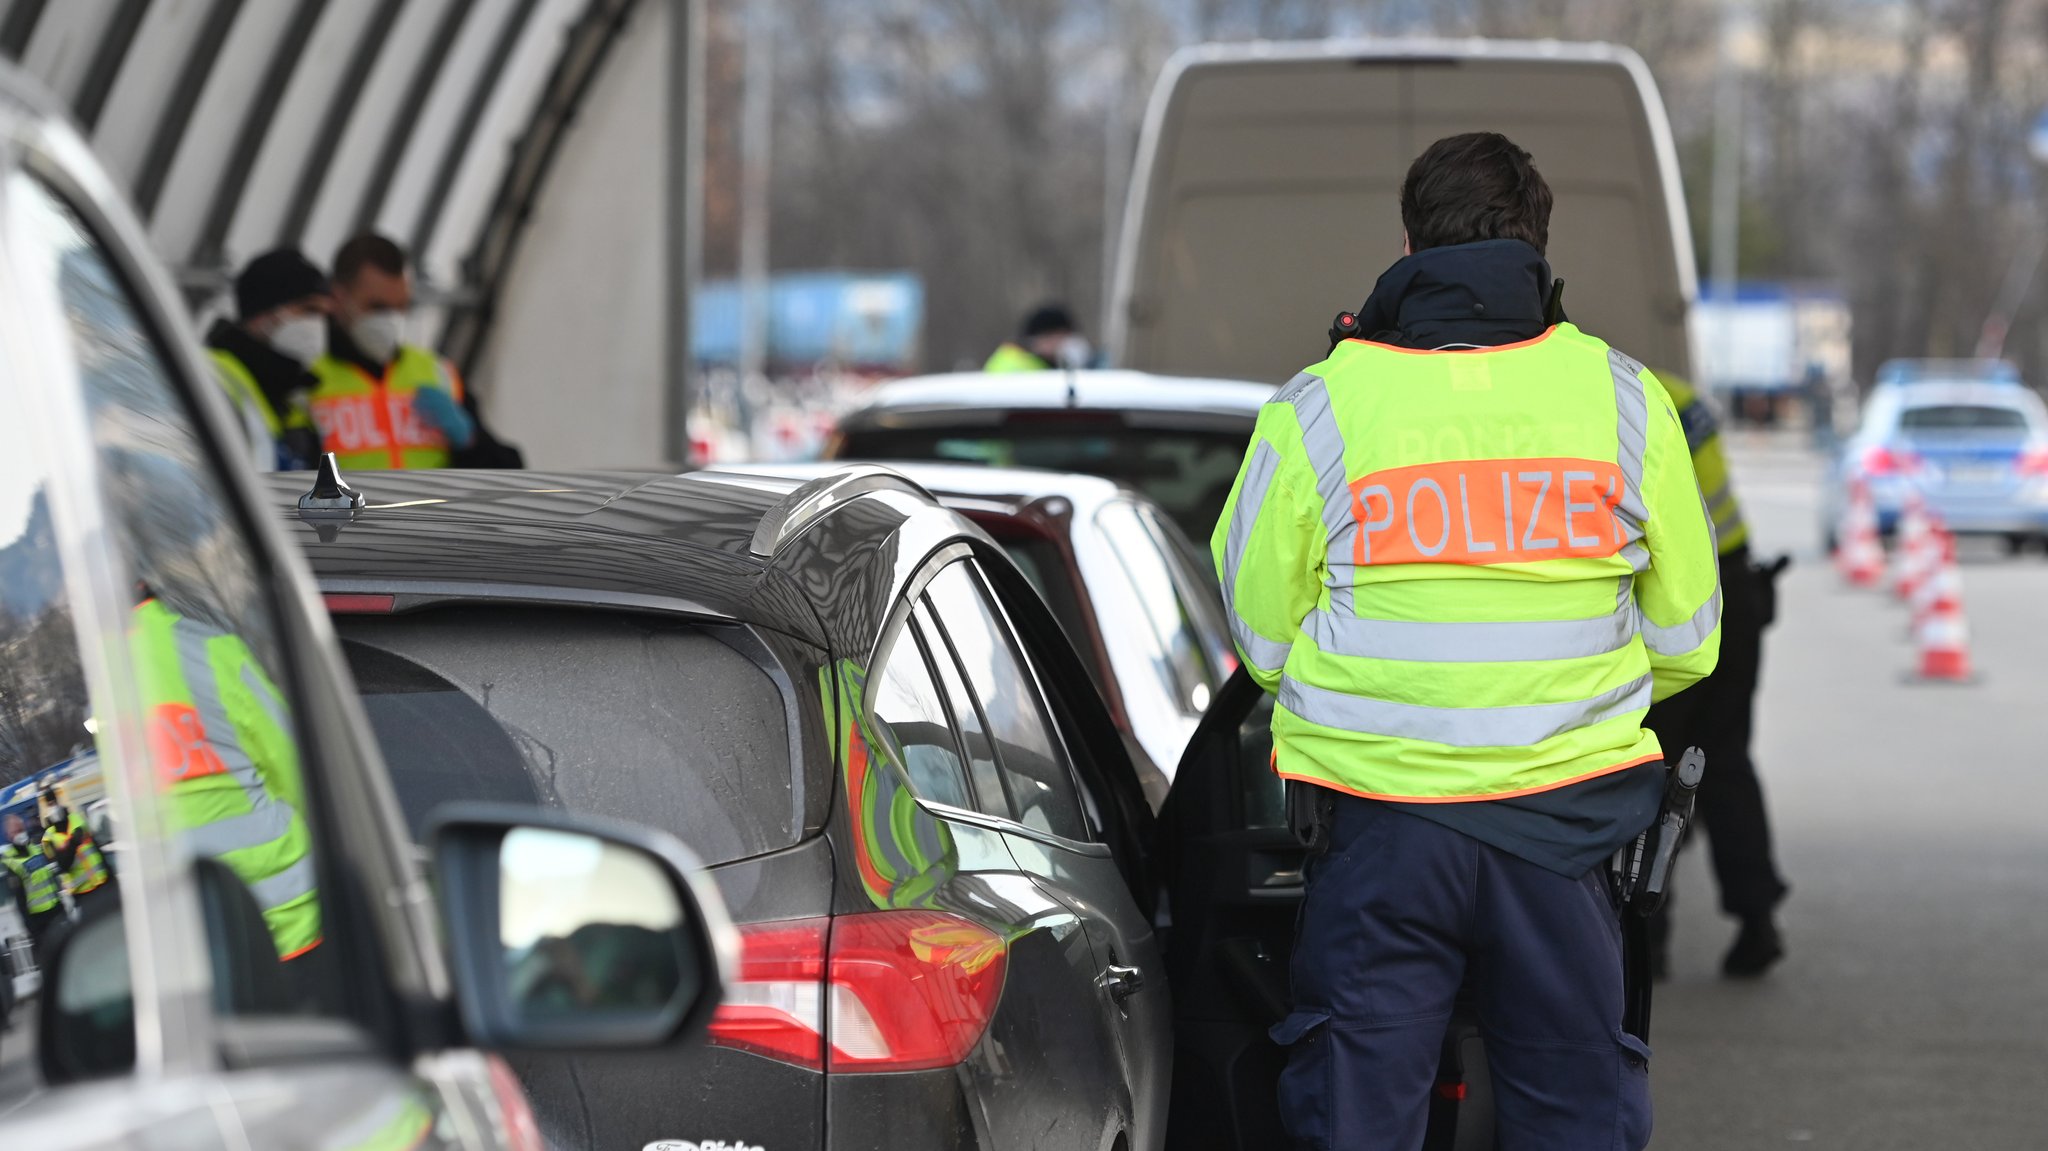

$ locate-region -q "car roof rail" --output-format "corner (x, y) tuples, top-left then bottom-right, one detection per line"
(749, 464), (935, 558)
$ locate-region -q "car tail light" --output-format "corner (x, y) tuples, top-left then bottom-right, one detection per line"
(323, 593), (396, 614)
(2018, 446), (2048, 476)
(708, 911), (1008, 1073)
(1861, 445), (1922, 477)
(485, 1054), (545, 1151)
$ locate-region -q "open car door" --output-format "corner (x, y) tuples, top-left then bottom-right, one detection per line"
(1158, 667), (1496, 1150)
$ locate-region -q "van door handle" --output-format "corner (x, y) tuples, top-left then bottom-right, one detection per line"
(1098, 964), (1144, 1002)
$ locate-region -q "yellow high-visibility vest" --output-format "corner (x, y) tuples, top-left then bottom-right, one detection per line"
(133, 598), (320, 958)
(308, 346), (464, 470)
(1659, 373), (1750, 555)
(983, 342), (1049, 373)
(1213, 324), (1722, 802)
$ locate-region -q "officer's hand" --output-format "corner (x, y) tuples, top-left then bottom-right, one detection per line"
(411, 385), (477, 448)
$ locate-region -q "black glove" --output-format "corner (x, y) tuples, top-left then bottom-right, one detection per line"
(1751, 554), (1792, 629)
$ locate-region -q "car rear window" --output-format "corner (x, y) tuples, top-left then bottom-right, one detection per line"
(841, 424), (1249, 539)
(337, 606), (796, 865)
(1899, 404), (2033, 432)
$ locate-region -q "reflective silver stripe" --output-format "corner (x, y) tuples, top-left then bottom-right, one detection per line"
(1642, 587), (1722, 656)
(175, 620), (269, 802)
(169, 617), (303, 866)
(1283, 373), (1354, 543)
(180, 800), (294, 857)
(1705, 482), (1745, 534)
(1279, 673), (1654, 748)
(1281, 373), (1359, 613)
(1222, 441), (1292, 672)
(1609, 349), (1650, 536)
(246, 852), (318, 912)
(1304, 605), (1636, 663)
(1234, 628), (1294, 675)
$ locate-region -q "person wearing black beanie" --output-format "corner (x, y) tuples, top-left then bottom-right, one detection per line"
(203, 249), (331, 471)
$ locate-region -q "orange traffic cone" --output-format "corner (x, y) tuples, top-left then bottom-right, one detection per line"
(1837, 479), (1885, 587)
(1909, 533), (1975, 683)
(1909, 519), (1955, 629)
(1894, 493), (1933, 601)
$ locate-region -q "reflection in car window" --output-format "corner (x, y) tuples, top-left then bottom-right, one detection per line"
(914, 600), (1008, 819)
(921, 565), (1087, 841)
(1097, 501), (1219, 716)
(17, 174), (335, 1024)
(0, 336), (97, 1109)
(339, 607), (796, 865)
(870, 621), (973, 810)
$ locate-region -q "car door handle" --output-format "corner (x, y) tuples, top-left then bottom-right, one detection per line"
(1097, 963), (1144, 1003)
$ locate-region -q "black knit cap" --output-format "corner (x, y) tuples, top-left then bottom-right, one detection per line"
(234, 249), (329, 320)
(1021, 302), (1075, 338)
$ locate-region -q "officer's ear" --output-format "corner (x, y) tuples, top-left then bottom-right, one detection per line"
(1403, 230), (1412, 257)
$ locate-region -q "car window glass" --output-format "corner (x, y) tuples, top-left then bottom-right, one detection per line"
(14, 173), (343, 1054)
(0, 321), (101, 1110)
(921, 564), (1087, 841)
(869, 619), (973, 810)
(1097, 500), (1219, 715)
(915, 600), (1008, 818)
(338, 607), (796, 864)
(841, 426), (1248, 540)
(1898, 404), (2031, 432)
(1146, 505), (1238, 688)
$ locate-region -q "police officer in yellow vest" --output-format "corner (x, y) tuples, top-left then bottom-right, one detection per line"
(203, 250), (331, 471)
(1642, 373), (1789, 979)
(984, 303), (1087, 373)
(311, 234), (488, 470)
(40, 797), (113, 918)
(132, 594), (321, 961)
(3, 811), (63, 954)
(1215, 133), (1720, 1149)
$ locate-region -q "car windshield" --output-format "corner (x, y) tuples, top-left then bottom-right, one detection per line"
(337, 605), (796, 865)
(841, 423), (1250, 540)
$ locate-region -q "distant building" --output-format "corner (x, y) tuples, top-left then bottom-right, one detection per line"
(694, 271), (924, 374)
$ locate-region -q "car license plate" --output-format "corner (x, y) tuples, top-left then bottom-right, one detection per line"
(1946, 463), (2007, 486)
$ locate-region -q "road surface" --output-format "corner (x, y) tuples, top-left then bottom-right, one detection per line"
(1654, 433), (2048, 1149)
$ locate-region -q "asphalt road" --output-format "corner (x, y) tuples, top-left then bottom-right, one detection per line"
(1652, 433), (2048, 1149)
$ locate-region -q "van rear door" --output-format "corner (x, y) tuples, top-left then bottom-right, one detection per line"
(1110, 40), (1696, 383)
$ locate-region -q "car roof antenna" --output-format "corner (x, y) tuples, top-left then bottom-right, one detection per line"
(1064, 358), (1080, 409)
(298, 453), (366, 514)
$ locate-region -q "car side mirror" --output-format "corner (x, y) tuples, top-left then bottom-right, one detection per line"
(37, 894), (134, 1086)
(429, 803), (737, 1051)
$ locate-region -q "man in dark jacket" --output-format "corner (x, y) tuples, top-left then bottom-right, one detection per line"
(205, 250), (331, 471)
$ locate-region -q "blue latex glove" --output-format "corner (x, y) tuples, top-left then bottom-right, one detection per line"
(410, 384), (476, 449)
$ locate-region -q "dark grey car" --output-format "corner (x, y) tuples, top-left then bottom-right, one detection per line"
(265, 465), (1173, 1151)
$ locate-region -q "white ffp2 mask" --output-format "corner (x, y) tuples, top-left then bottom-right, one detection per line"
(268, 315), (327, 366)
(351, 310), (407, 363)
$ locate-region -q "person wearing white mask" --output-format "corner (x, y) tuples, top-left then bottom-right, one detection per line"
(312, 234), (523, 470)
(984, 302), (1095, 373)
(203, 250), (331, 471)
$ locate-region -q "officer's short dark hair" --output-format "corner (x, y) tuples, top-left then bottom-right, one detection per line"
(333, 233), (409, 284)
(1400, 132), (1553, 256)
(1021, 303), (1076, 338)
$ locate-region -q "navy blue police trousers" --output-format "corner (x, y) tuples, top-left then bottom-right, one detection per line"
(1273, 796), (1652, 1150)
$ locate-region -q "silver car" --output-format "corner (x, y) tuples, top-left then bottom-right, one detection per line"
(0, 66), (732, 1149)
(1823, 376), (2048, 551)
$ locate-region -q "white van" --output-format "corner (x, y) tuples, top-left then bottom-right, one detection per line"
(1109, 38), (1697, 384)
